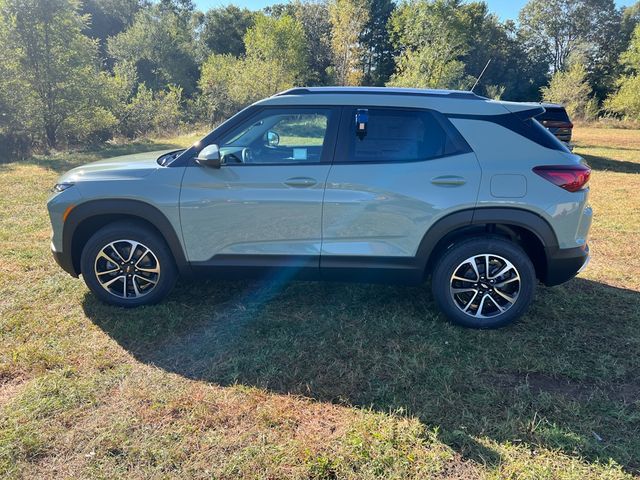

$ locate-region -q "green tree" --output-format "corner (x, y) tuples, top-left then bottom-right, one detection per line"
(541, 55), (598, 120)
(387, 0), (469, 89)
(199, 5), (255, 58)
(456, 4), (548, 100)
(82, 0), (142, 55)
(605, 25), (640, 119)
(292, 0), (333, 85)
(518, 0), (621, 76)
(361, 0), (396, 86)
(328, 0), (369, 85)
(244, 13), (308, 83)
(108, 3), (199, 95)
(0, 0), (113, 148)
(621, 1), (640, 40)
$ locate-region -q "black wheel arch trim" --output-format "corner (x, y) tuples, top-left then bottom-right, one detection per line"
(417, 207), (559, 270)
(61, 199), (190, 277)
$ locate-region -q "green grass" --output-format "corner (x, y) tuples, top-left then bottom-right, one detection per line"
(0, 127), (639, 478)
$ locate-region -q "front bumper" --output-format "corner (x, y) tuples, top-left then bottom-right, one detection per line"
(51, 241), (78, 277)
(543, 244), (589, 286)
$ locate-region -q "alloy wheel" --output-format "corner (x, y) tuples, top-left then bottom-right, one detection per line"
(449, 254), (521, 318)
(94, 240), (161, 299)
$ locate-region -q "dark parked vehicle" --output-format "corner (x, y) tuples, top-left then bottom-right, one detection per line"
(536, 103), (573, 144)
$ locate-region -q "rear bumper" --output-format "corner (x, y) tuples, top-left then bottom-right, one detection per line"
(543, 244), (589, 286)
(51, 242), (78, 277)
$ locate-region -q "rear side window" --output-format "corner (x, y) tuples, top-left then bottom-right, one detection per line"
(343, 108), (470, 163)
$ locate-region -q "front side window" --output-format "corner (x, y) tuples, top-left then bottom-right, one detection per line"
(345, 108), (469, 163)
(216, 108), (335, 165)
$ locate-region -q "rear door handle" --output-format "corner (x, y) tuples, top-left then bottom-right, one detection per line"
(431, 175), (466, 186)
(284, 177), (317, 188)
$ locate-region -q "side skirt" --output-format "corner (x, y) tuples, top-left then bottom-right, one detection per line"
(190, 254), (424, 285)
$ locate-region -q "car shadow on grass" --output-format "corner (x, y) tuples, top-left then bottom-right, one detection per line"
(580, 153), (640, 174)
(83, 276), (640, 473)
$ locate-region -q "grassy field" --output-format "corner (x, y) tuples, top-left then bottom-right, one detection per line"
(0, 126), (639, 479)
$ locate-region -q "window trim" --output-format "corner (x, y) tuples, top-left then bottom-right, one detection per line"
(199, 105), (342, 167)
(333, 106), (472, 165)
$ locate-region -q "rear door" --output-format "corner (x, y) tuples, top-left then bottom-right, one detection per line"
(321, 106), (481, 273)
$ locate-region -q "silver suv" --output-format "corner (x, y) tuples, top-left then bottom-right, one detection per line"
(47, 87), (592, 328)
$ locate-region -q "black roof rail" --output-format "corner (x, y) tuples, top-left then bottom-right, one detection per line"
(274, 87), (484, 100)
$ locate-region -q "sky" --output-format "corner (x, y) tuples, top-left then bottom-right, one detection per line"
(194, 0), (637, 21)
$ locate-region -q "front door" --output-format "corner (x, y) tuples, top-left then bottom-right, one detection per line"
(180, 107), (340, 271)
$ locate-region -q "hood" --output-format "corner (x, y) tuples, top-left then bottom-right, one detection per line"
(58, 150), (175, 183)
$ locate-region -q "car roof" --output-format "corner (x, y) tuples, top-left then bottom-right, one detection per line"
(256, 86), (543, 117)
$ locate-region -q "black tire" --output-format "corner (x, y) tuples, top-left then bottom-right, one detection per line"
(431, 236), (536, 328)
(80, 221), (177, 307)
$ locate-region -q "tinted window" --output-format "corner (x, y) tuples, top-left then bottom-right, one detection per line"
(346, 108), (469, 163)
(216, 108), (335, 164)
(537, 107), (570, 123)
(527, 118), (571, 152)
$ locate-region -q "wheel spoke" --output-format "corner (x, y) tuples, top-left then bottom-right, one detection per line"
(462, 290), (479, 312)
(137, 265), (159, 274)
(451, 287), (477, 295)
(108, 243), (127, 263)
(96, 266), (119, 276)
(134, 274), (157, 285)
(103, 275), (125, 288)
(495, 276), (519, 288)
(468, 258), (480, 281)
(487, 295), (505, 312)
(475, 294), (488, 317)
(135, 248), (150, 267)
(493, 288), (516, 304)
(452, 274), (474, 283)
(490, 263), (514, 280)
(132, 276), (141, 297)
(125, 241), (140, 263)
(97, 250), (120, 265)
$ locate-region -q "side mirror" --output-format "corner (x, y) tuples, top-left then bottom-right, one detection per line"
(265, 130), (280, 147)
(195, 144), (221, 168)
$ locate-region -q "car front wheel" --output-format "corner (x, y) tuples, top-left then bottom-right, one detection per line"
(431, 236), (536, 328)
(80, 222), (177, 307)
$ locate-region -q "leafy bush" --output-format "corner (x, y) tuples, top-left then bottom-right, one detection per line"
(605, 75), (640, 119)
(199, 54), (294, 124)
(114, 84), (183, 138)
(541, 57), (598, 121)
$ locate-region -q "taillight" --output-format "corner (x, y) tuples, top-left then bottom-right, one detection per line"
(533, 165), (591, 192)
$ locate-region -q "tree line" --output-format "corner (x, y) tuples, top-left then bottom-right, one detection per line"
(1, 0), (639, 156)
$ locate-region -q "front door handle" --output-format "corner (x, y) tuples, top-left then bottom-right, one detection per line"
(431, 175), (466, 186)
(284, 177), (317, 188)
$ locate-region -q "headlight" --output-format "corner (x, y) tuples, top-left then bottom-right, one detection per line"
(52, 182), (74, 193)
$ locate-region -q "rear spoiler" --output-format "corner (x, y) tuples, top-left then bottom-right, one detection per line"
(498, 101), (545, 120)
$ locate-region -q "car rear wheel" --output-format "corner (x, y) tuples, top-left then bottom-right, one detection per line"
(80, 222), (177, 307)
(431, 236), (536, 328)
